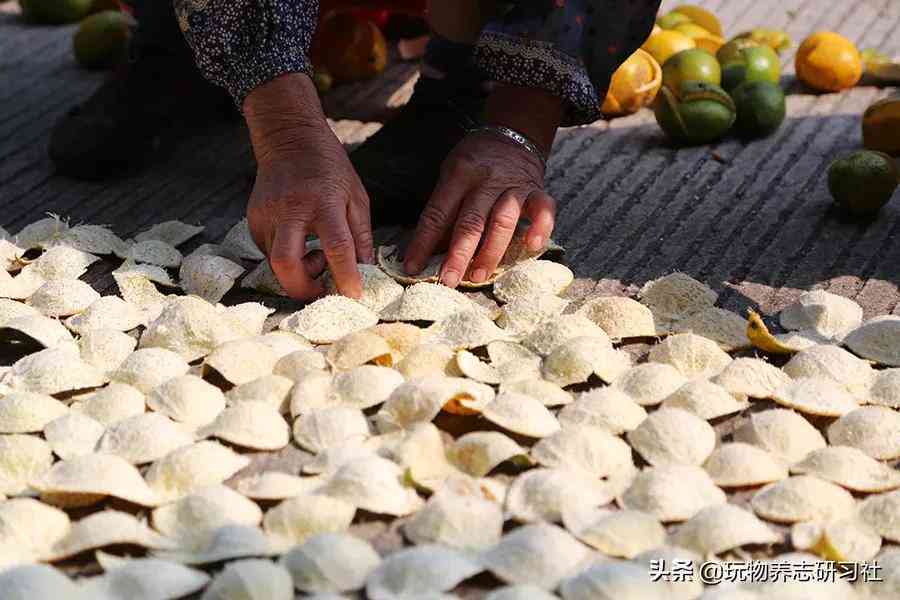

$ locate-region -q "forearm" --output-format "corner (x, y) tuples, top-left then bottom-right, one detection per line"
(244, 73), (329, 167)
(484, 84), (564, 158)
(474, 0), (662, 125)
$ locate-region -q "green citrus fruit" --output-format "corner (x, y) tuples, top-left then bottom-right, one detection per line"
(657, 12), (693, 30)
(662, 48), (722, 91)
(73, 10), (130, 69)
(20, 0), (93, 24)
(730, 80), (786, 138)
(717, 38), (760, 65)
(720, 45), (782, 91)
(655, 81), (736, 146)
(828, 150), (899, 217)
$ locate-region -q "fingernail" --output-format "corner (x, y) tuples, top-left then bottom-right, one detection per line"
(405, 260), (421, 275)
(441, 270), (460, 288)
(527, 235), (543, 251)
(470, 268), (487, 283)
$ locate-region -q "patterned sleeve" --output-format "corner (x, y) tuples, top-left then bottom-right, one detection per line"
(474, 0), (662, 125)
(173, 0), (319, 109)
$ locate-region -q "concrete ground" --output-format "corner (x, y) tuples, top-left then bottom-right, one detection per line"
(1, 0), (899, 593)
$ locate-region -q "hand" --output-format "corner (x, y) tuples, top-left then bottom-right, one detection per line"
(244, 74), (374, 300)
(403, 85), (564, 287)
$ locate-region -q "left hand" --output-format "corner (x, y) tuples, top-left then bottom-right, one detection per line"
(403, 131), (556, 287)
(403, 84), (564, 288)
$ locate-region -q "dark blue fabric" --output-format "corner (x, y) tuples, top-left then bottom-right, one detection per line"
(171, 0), (661, 122)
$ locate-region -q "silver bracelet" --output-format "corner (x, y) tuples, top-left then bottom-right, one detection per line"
(468, 125), (548, 166)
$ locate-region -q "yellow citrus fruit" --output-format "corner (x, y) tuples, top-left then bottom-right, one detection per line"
(674, 22), (725, 55)
(795, 32), (863, 92)
(601, 49), (663, 117)
(642, 30), (697, 68)
(734, 28), (792, 54)
(671, 4), (724, 37)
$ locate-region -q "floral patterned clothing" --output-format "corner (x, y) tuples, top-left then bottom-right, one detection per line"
(173, 0), (661, 124)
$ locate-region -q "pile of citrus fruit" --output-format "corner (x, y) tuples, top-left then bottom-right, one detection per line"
(605, 4), (791, 145)
(600, 4), (899, 217)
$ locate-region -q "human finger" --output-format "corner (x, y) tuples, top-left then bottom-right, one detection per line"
(466, 188), (523, 283)
(439, 188), (496, 288)
(403, 165), (473, 274)
(347, 189), (375, 264)
(522, 189), (557, 251)
(316, 204), (363, 299)
(269, 219), (323, 300)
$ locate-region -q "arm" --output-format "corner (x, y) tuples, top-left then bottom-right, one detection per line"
(474, 0), (662, 126)
(174, 1), (371, 300)
(405, 1), (660, 285)
(174, 0), (319, 109)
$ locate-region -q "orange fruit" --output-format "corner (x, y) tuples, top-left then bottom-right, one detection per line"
(601, 49), (663, 117)
(671, 4), (724, 37)
(310, 14), (388, 84)
(642, 30), (697, 68)
(795, 32), (863, 92)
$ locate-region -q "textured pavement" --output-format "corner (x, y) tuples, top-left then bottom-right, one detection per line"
(1, 0), (898, 319)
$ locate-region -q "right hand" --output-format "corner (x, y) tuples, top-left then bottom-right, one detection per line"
(244, 74), (374, 301)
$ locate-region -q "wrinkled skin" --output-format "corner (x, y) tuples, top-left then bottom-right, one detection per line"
(245, 73), (560, 301)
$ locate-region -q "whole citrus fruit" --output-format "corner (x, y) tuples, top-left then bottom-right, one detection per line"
(828, 150), (899, 216)
(730, 80), (786, 138)
(662, 48), (722, 91)
(671, 4), (723, 37)
(655, 81), (736, 146)
(863, 95), (900, 156)
(21, 0), (93, 23)
(310, 14), (388, 84)
(656, 12), (693, 30)
(73, 10), (130, 69)
(673, 23), (725, 55)
(601, 49), (663, 117)
(717, 38), (760, 65)
(643, 30), (697, 68)
(796, 32), (863, 92)
(720, 44), (781, 91)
